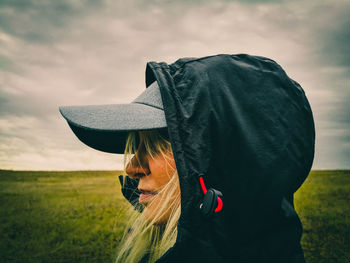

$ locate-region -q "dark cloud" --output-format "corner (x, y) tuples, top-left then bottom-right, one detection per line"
(323, 17), (350, 67)
(0, 0), (103, 43)
(302, 1), (350, 68)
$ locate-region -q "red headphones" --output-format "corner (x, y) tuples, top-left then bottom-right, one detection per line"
(199, 176), (223, 217)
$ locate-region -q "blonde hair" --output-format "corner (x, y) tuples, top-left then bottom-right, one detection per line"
(115, 130), (181, 263)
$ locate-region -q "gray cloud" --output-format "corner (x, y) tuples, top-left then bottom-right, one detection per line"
(0, 0), (349, 169)
(0, 0), (104, 43)
(309, 2), (350, 67)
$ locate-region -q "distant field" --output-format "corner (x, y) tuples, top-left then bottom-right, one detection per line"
(0, 170), (349, 263)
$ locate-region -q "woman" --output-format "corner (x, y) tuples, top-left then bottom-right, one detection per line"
(59, 54), (315, 263)
(116, 130), (181, 262)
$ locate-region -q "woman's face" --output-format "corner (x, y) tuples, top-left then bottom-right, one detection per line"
(125, 132), (179, 224)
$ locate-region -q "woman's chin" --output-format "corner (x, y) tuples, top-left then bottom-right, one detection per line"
(143, 206), (168, 225)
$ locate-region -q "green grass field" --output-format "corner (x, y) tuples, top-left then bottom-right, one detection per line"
(0, 170), (349, 263)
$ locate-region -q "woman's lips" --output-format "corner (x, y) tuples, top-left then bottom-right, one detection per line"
(139, 192), (157, 204)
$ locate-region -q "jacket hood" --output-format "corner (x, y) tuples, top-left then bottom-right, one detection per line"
(124, 54), (315, 262)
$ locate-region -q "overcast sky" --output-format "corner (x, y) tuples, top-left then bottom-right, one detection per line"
(1, 0), (349, 170)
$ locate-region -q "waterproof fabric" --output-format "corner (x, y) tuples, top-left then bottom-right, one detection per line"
(138, 54), (315, 262)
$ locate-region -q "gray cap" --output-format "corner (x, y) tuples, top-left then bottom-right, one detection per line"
(59, 81), (167, 154)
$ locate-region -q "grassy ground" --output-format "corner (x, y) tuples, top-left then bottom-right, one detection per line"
(294, 170), (350, 263)
(0, 170), (129, 263)
(0, 170), (349, 263)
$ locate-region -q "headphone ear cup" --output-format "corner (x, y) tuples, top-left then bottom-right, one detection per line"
(198, 176), (224, 217)
(200, 189), (220, 217)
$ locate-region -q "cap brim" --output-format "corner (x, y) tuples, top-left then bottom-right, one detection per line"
(59, 103), (167, 154)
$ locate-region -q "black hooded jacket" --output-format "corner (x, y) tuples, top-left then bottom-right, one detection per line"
(121, 54), (315, 263)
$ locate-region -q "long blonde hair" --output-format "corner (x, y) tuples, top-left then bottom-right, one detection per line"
(115, 130), (181, 263)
